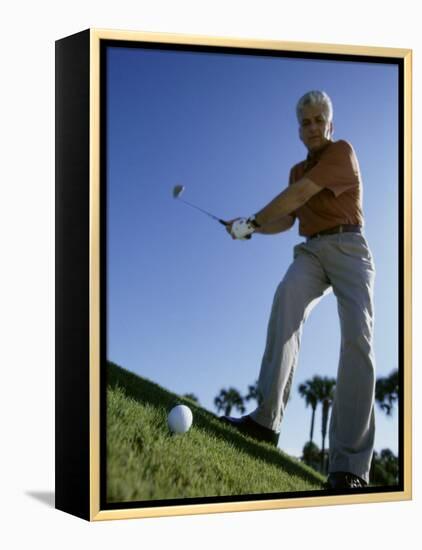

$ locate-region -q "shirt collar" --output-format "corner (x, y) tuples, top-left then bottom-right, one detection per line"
(304, 140), (333, 171)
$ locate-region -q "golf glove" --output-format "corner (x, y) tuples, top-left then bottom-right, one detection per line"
(230, 218), (256, 240)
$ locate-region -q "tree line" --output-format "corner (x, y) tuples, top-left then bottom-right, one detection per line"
(186, 368), (399, 485)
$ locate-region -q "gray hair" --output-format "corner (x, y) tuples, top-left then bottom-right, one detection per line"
(296, 91), (333, 123)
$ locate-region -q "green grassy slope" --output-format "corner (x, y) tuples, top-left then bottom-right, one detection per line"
(106, 361), (325, 503)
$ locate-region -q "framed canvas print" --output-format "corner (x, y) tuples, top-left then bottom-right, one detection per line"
(55, 28), (412, 521)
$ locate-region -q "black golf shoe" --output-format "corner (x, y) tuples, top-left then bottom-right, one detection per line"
(325, 472), (368, 489)
(219, 414), (279, 446)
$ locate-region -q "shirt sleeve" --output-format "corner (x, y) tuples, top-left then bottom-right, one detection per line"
(304, 140), (361, 197)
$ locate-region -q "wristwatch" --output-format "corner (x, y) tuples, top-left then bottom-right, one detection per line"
(247, 214), (261, 229)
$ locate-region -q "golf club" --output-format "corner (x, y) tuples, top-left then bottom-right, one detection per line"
(172, 185), (228, 226)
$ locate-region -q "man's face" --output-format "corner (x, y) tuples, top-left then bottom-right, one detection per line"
(299, 104), (333, 153)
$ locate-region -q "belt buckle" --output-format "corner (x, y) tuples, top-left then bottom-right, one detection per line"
(338, 225), (344, 234)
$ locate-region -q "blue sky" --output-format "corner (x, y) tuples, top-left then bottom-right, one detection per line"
(106, 45), (399, 458)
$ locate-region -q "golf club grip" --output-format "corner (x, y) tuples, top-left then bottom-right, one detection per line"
(219, 219), (251, 238)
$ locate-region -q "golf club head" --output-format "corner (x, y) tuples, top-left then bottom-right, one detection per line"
(173, 184), (185, 199)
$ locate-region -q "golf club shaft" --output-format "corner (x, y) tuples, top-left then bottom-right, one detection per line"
(179, 198), (228, 226)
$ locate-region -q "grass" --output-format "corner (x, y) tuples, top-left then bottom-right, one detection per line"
(106, 361), (326, 503)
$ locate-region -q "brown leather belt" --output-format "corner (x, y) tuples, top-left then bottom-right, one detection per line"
(307, 224), (362, 241)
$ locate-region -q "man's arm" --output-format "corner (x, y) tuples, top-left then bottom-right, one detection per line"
(254, 214), (295, 234)
(254, 177), (322, 227)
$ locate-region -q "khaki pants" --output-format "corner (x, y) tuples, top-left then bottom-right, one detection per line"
(250, 232), (376, 483)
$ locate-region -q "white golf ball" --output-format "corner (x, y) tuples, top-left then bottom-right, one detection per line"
(167, 405), (193, 434)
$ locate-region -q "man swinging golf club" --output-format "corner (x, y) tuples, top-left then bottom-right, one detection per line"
(221, 90), (376, 490)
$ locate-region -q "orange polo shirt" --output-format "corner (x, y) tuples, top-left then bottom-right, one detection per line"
(289, 139), (364, 237)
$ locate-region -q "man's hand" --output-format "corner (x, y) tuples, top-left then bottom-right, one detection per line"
(226, 218), (255, 240)
(225, 218), (238, 238)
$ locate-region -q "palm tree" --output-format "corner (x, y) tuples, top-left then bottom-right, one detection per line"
(318, 377), (336, 473)
(375, 369), (399, 416)
(298, 376), (323, 444)
(245, 380), (263, 406)
(301, 441), (321, 471)
(214, 388), (246, 417)
(370, 448), (399, 486)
